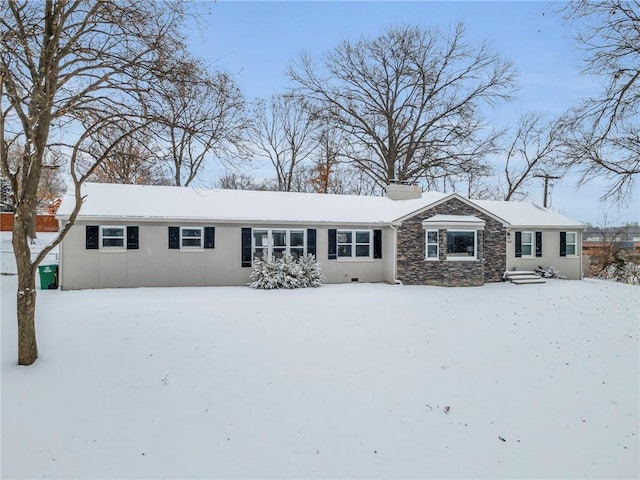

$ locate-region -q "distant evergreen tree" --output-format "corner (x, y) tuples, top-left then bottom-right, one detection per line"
(0, 177), (14, 212)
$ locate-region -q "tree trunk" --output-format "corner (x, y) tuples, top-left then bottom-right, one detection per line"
(12, 208), (38, 366)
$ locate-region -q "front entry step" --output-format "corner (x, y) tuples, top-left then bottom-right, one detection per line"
(511, 277), (547, 285)
(503, 270), (546, 284)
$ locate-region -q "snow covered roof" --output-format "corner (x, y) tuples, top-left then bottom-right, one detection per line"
(473, 200), (586, 228)
(56, 182), (449, 225)
(56, 182), (585, 228)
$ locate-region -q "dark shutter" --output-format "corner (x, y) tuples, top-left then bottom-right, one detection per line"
(559, 231), (567, 257)
(514, 231), (522, 258)
(535, 231), (542, 257)
(307, 229), (317, 257)
(86, 225), (99, 249)
(241, 228), (252, 267)
(168, 226), (180, 249)
(126, 226), (139, 250)
(328, 229), (337, 260)
(373, 229), (382, 259)
(204, 227), (215, 249)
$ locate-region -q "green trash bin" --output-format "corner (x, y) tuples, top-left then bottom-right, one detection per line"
(38, 264), (58, 290)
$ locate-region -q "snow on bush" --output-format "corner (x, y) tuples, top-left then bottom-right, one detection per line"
(534, 265), (565, 279)
(250, 253), (325, 289)
(597, 262), (640, 285)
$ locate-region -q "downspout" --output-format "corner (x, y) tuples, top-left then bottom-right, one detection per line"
(504, 227), (511, 279)
(390, 223), (403, 285)
(57, 217), (64, 290)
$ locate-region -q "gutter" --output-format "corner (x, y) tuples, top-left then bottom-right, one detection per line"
(390, 224), (403, 285)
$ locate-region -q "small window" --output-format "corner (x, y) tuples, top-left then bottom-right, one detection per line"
(566, 232), (577, 256)
(337, 230), (372, 259)
(426, 230), (439, 259)
(101, 226), (125, 248)
(521, 231), (533, 257)
(181, 227), (203, 248)
(447, 230), (476, 260)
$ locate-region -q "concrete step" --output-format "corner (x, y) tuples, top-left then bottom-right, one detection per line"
(508, 274), (542, 281)
(511, 277), (546, 285)
(504, 270), (537, 278)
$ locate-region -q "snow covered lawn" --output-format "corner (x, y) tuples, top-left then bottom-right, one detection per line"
(2, 276), (639, 478)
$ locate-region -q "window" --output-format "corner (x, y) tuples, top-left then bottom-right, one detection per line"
(447, 230), (476, 259)
(521, 231), (533, 257)
(426, 230), (439, 259)
(337, 229), (372, 259)
(181, 227), (203, 248)
(101, 226), (125, 248)
(566, 232), (577, 256)
(168, 226), (214, 250)
(252, 229), (306, 261)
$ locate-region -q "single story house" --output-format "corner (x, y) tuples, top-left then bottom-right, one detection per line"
(55, 182), (586, 290)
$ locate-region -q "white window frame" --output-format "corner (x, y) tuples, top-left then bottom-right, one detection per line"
(251, 228), (307, 262)
(566, 231), (578, 256)
(446, 230), (477, 261)
(425, 229), (439, 260)
(337, 229), (373, 260)
(180, 226), (203, 249)
(521, 231), (534, 257)
(100, 226), (125, 249)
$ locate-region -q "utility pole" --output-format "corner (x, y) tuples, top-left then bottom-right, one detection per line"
(533, 174), (561, 208)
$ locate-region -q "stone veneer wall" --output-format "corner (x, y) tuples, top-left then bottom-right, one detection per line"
(396, 197), (507, 286)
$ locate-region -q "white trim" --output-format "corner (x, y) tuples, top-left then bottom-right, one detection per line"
(337, 229), (373, 260)
(251, 228), (307, 262)
(180, 226), (204, 250)
(520, 231), (534, 258)
(99, 225), (125, 250)
(425, 229), (439, 260)
(565, 231), (578, 257)
(396, 193), (508, 225)
(446, 229), (477, 261)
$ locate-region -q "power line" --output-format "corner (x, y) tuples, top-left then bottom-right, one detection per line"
(533, 174), (561, 208)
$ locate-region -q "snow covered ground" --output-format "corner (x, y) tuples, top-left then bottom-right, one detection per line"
(1, 237), (639, 479)
(0, 231), (59, 275)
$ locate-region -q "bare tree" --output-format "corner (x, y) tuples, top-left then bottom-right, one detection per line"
(501, 112), (566, 201)
(148, 64), (247, 187)
(216, 171), (269, 191)
(561, 0), (640, 201)
(288, 23), (516, 188)
(1, 0), (198, 365)
(247, 94), (318, 192)
(85, 128), (170, 185)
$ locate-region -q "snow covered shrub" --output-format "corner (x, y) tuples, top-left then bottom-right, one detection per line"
(598, 262), (640, 285)
(249, 255), (280, 289)
(250, 253), (325, 289)
(297, 254), (325, 288)
(534, 266), (565, 279)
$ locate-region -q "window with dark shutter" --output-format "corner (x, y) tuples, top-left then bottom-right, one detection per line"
(535, 231), (542, 257)
(127, 226), (139, 250)
(373, 229), (382, 259)
(514, 231), (522, 257)
(559, 231), (567, 257)
(86, 225), (99, 249)
(168, 226), (180, 249)
(307, 229), (317, 257)
(328, 229), (337, 260)
(241, 228), (252, 267)
(204, 227), (215, 249)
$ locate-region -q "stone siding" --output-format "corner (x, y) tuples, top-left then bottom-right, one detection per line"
(397, 197), (507, 286)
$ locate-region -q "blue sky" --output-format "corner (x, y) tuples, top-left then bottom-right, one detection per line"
(186, 1), (639, 225)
